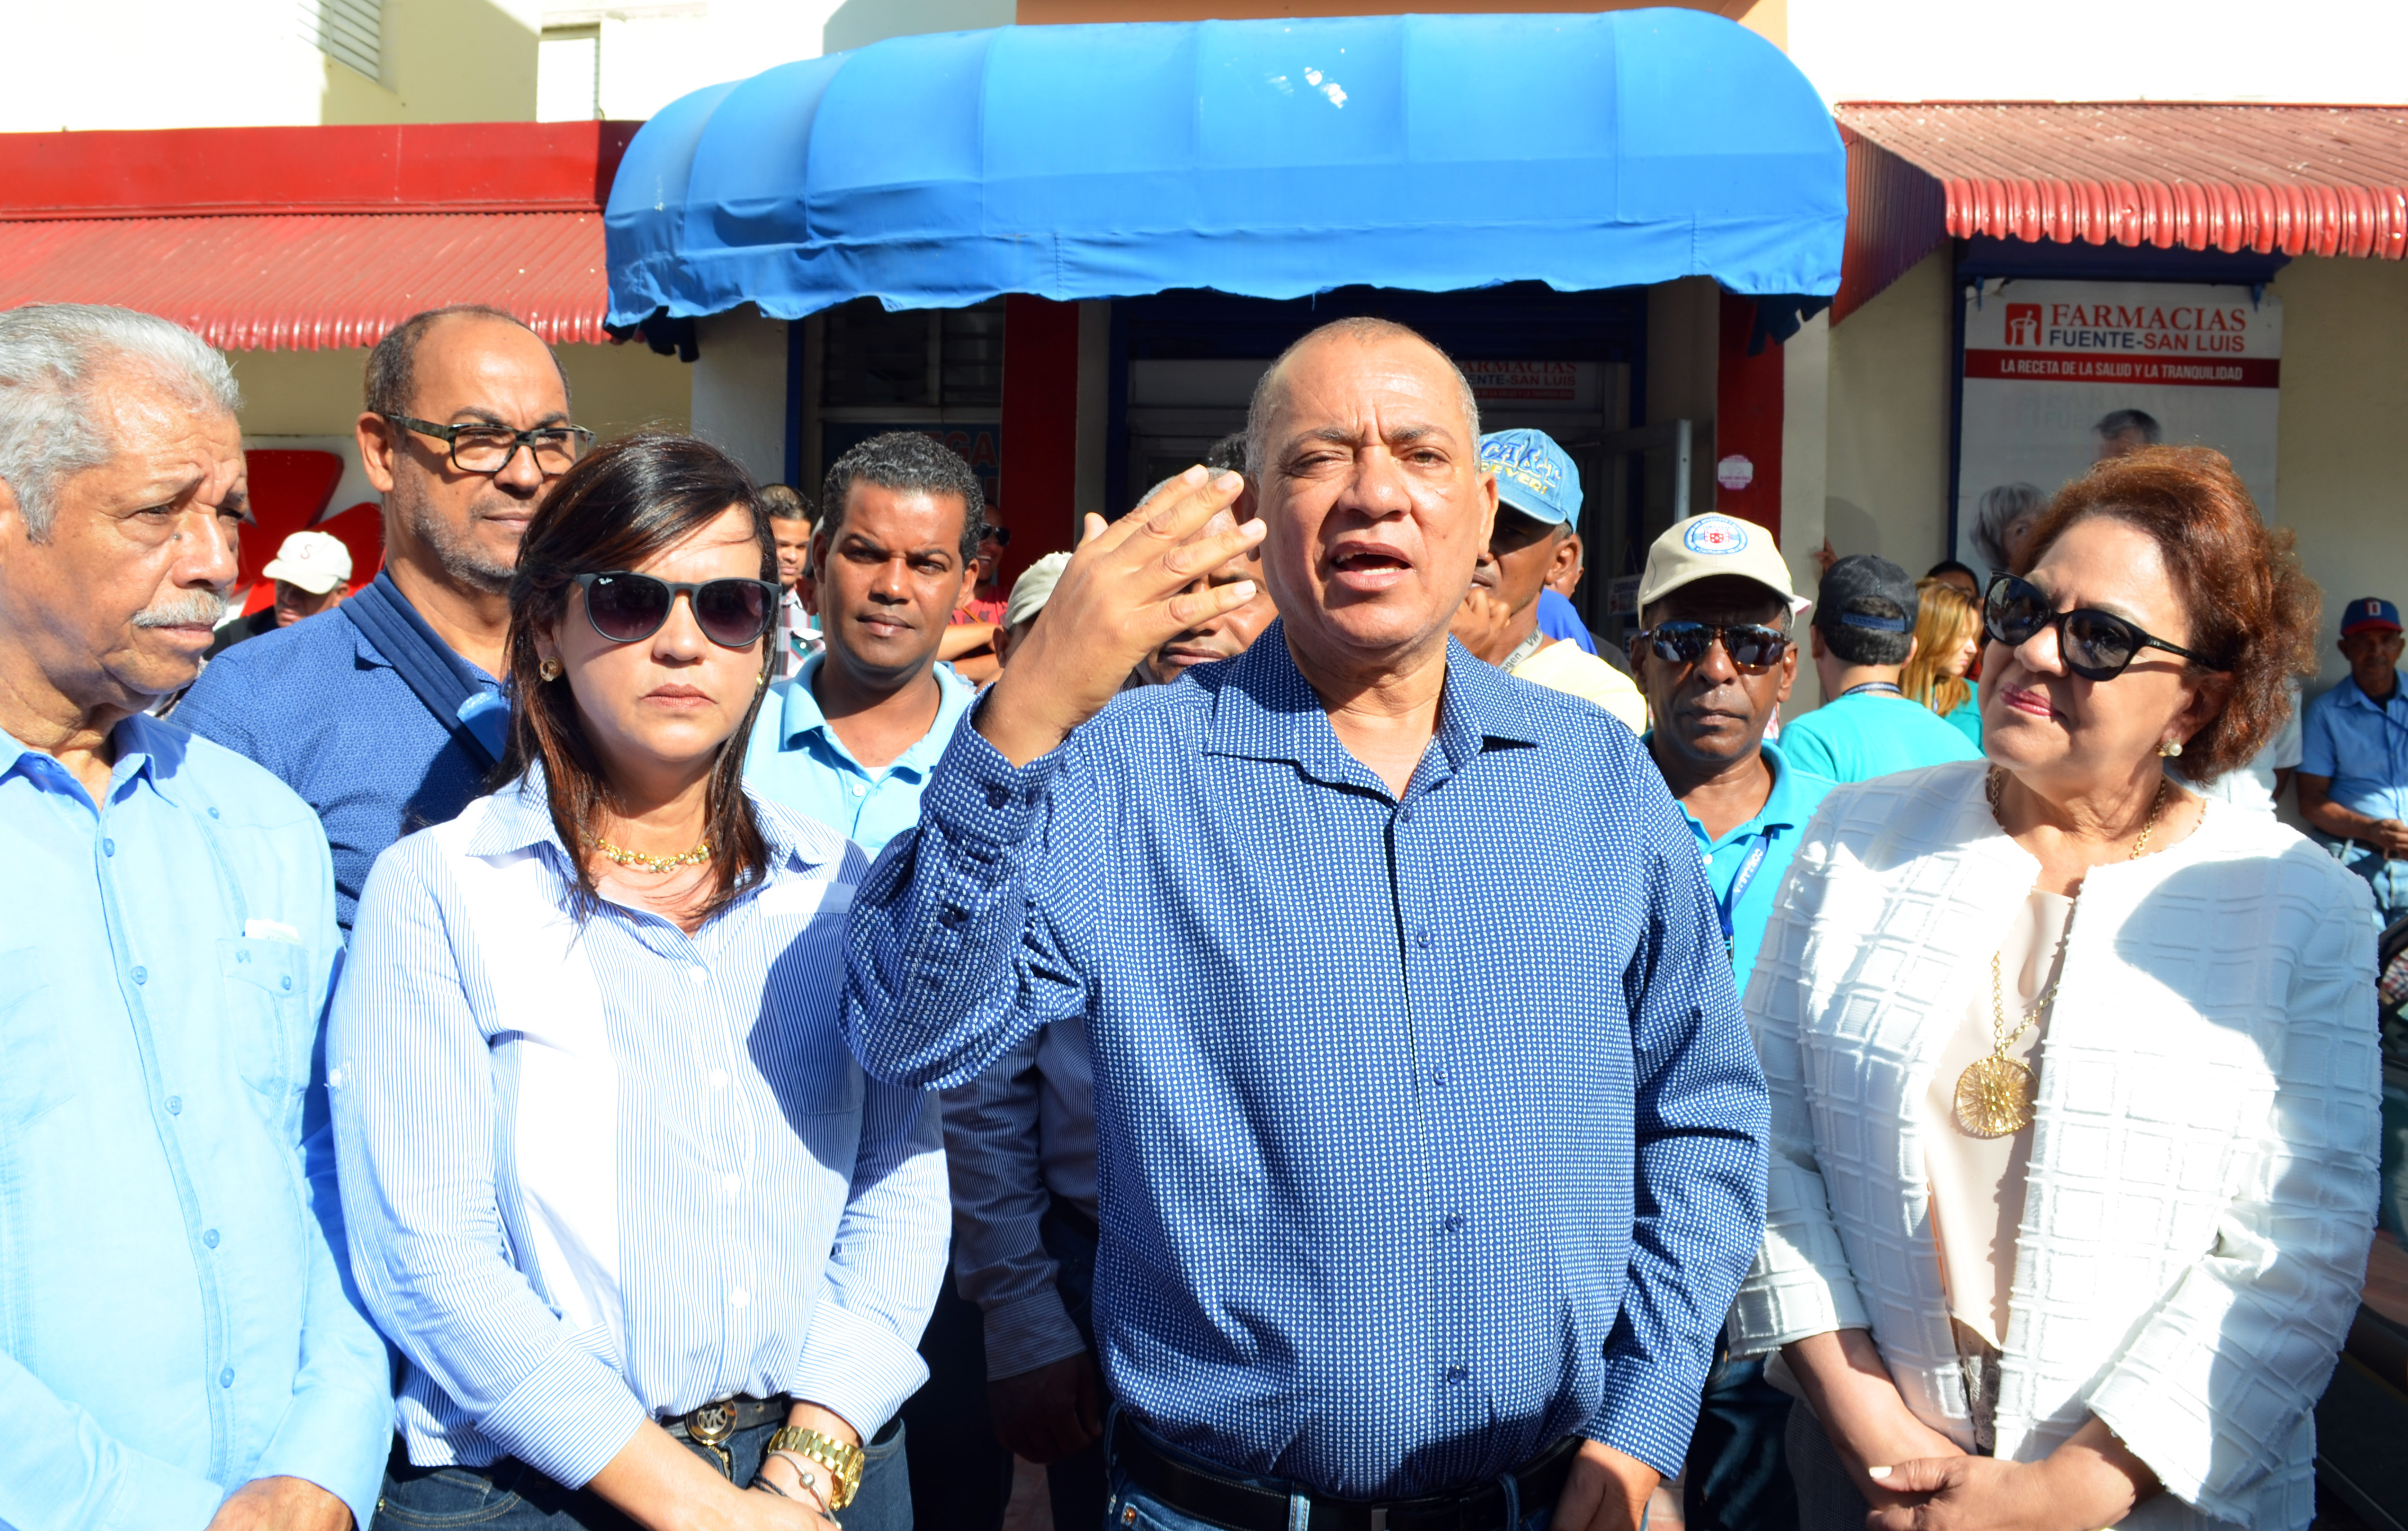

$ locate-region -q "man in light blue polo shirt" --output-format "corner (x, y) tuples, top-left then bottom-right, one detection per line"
(746, 432), (981, 853)
(1630, 513), (1831, 1531)
(1779, 553), (1983, 784)
(2299, 595), (2408, 923)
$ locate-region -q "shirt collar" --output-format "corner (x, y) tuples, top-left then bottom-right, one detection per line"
(350, 570), (501, 690)
(2343, 671), (2408, 712)
(466, 761), (835, 872)
(776, 649), (974, 774)
(1654, 738), (1816, 848)
(1, 711), (178, 806)
(1201, 621), (1537, 788)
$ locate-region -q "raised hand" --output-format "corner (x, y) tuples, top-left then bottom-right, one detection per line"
(976, 467), (1264, 765)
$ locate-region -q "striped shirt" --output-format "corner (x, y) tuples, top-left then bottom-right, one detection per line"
(329, 771), (948, 1489)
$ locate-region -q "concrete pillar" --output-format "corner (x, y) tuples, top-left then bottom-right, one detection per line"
(1780, 310), (1830, 711)
(690, 306), (791, 486)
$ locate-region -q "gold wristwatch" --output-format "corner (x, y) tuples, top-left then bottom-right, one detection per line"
(764, 1426), (867, 1511)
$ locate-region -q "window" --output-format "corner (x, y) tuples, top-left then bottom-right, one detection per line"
(302, 0), (383, 82)
(537, 26), (603, 122)
(822, 299), (1005, 410)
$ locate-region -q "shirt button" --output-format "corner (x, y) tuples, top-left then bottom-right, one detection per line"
(280, 976), (292, 991)
(1445, 1364), (1467, 1384)
(689, 967), (710, 986)
(166, 1096), (182, 1114)
(1443, 1212), (1464, 1233)
(1398, 805), (1414, 825)
(986, 784), (1009, 809)
(729, 1288), (751, 1308)
(710, 1070), (730, 1090)
(207, 807), (221, 819)
(1414, 926), (1432, 949)
(102, 838), (115, 856)
(204, 1229), (220, 1249)
(1430, 1071), (1450, 1088)
(219, 1368), (235, 1388)
(131, 967), (147, 985)
(850, 783), (868, 798)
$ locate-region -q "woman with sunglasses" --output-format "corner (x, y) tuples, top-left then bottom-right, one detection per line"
(331, 434), (945, 1530)
(1730, 448), (2376, 1531)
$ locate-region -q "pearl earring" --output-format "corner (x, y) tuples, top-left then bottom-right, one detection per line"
(2158, 738), (2183, 757)
(539, 658), (563, 681)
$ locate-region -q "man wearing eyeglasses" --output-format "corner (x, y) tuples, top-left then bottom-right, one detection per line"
(179, 304), (585, 929)
(1627, 513), (1829, 1531)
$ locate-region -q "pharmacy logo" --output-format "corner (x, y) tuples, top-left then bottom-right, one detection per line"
(2005, 303), (2043, 347)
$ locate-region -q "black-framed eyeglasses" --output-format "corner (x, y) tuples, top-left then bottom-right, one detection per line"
(1983, 574), (2225, 682)
(1634, 622), (1792, 672)
(386, 415), (594, 477)
(979, 523), (1011, 546)
(572, 572), (782, 649)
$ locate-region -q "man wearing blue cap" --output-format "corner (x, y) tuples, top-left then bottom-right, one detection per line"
(1777, 554), (1981, 783)
(1460, 428), (1647, 731)
(2299, 595), (2408, 922)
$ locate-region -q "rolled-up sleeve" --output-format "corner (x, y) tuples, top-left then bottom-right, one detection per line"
(1585, 800), (1772, 1478)
(844, 711), (1097, 1090)
(329, 847), (647, 1490)
(791, 1077), (950, 1438)
(2083, 857), (2380, 1523)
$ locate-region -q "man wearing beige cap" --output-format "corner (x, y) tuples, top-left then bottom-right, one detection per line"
(204, 529), (352, 658)
(1629, 511), (1827, 1531)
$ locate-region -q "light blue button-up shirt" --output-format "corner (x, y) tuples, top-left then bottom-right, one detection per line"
(0, 715), (392, 1530)
(330, 771), (948, 1489)
(2301, 670), (2408, 821)
(743, 652), (976, 852)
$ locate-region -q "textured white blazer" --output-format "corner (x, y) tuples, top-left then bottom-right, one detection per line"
(1730, 761), (2380, 1531)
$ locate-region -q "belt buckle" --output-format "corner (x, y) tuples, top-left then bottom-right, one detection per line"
(686, 1400), (739, 1479)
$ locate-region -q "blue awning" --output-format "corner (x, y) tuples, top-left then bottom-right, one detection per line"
(605, 10), (1845, 325)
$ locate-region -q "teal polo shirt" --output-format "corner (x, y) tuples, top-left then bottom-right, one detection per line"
(1657, 740), (1835, 990)
(1777, 689), (1983, 784)
(743, 652), (976, 852)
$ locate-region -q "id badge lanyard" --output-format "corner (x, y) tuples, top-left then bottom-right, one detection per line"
(1714, 830), (1778, 963)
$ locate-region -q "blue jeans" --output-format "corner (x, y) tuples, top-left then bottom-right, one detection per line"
(2327, 837), (2408, 924)
(1102, 1420), (1561, 1531)
(371, 1415), (909, 1529)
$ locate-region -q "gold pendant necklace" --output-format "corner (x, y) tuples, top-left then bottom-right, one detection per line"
(1956, 773), (2168, 1137)
(587, 833), (713, 874)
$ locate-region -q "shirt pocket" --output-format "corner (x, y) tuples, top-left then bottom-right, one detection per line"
(217, 937), (310, 1103)
(0, 947), (70, 1126)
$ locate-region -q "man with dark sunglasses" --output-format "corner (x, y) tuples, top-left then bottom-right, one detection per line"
(1629, 513), (1829, 1531)
(180, 304), (581, 930)
(1778, 554), (1982, 785)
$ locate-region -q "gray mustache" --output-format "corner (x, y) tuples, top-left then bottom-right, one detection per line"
(132, 590), (231, 629)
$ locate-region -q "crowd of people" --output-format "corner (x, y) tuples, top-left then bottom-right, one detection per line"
(0, 297), (2391, 1531)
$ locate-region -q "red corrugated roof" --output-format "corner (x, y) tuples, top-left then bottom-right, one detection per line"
(0, 122), (633, 350)
(1831, 103), (2408, 321)
(0, 212), (608, 350)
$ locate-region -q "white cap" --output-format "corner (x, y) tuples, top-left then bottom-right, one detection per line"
(1635, 514), (1809, 617)
(1003, 551), (1073, 631)
(261, 530), (353, 595)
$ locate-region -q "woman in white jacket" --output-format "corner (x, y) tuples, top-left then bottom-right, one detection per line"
(1734, 447), (2379, 1531)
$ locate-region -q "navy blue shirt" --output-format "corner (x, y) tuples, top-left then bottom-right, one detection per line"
(177, 575), (501, 931)
(845, 627), (1769, 1496)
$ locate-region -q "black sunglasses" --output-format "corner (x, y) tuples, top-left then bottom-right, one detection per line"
(572, 572), (782, 649)
(979, 523), (1011, 546)
(1983, 574), (2224, 682)
(1635, 622), (1792, 672)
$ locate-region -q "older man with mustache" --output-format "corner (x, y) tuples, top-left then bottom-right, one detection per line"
(0, 305), (391, 1530)
(847, 317), (1767, 1531)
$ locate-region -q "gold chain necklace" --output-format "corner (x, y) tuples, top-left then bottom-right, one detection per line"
(586, 833), (713, 874)
(1955, 772), (2167, 1138)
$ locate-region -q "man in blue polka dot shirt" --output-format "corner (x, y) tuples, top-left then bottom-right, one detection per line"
(847, 318), (1769, 1531)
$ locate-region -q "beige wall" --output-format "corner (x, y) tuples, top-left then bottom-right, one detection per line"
(1823, 246), (1952, 572)
(322, 0), (541, 124)
(2271, 254), (2408, 693)
(231, 341), (690, 442)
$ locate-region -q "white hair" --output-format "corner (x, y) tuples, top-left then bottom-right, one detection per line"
(1243, 317), (1481, 481)
(0, 304), (241, 541)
